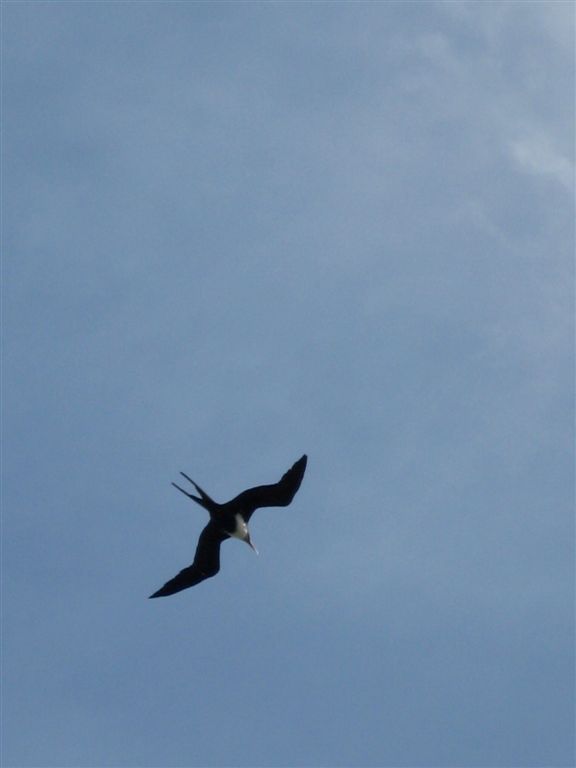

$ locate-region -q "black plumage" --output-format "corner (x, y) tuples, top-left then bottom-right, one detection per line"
(149, 455), (307, 598)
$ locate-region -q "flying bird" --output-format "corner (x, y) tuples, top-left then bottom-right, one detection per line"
(149, 454), (308, 598)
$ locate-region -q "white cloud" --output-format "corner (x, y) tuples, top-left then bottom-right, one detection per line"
(510, 134), (574, 190)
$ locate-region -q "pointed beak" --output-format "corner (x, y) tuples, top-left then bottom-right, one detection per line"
(246, 537), (259, 555)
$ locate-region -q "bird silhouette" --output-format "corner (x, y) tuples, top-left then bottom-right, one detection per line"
(149, 454), (308, 598)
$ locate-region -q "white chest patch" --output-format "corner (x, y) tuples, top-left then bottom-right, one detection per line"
(231, 513), (249, 540)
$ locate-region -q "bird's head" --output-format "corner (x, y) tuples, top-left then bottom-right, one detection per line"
(233, 513), (259, 554)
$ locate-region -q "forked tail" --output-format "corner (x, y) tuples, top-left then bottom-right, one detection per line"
(171, 472), (219, 513)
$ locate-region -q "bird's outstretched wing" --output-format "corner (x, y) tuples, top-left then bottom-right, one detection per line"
(149, 520), (228, 598)
(230, 454), (307, 521)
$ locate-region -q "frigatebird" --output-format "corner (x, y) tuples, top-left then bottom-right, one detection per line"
(149, 454), (307, 598)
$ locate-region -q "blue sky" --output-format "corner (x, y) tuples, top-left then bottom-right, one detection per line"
(2, 2), (574, 766)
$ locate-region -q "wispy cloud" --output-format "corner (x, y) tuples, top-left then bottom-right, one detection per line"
(510, 134), (574, 190)
(4, 2), (574, 767)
